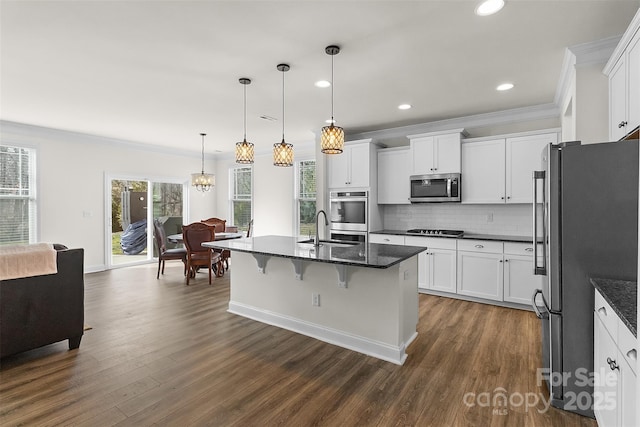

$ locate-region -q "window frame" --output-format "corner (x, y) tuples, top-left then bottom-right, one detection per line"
(0, 144), (38, 245)
(228, 165), (253, 231)
(294, 157), (316, 238)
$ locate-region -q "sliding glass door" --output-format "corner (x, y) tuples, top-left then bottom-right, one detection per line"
(107, 175), (186, 268)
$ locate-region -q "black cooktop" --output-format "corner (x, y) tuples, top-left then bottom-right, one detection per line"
(406, 229), (464, 237)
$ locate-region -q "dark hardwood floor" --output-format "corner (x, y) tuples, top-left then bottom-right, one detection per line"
(0, 262), (597, 426)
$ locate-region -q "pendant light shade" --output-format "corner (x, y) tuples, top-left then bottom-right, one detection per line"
(321, 45), (344, 154)
(191, 133), (215, 191)
(273, 63), (294, 167)
(235, 78), (255, 164)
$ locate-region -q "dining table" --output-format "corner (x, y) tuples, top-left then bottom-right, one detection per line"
(167, 232), (244, 244)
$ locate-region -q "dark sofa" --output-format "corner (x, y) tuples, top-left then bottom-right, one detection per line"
(0, 246), (85, 358)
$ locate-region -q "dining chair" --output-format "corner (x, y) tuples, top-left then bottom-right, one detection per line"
(246, 219), (254, 237)
(153, 219), (187, 279)
(182, 222), (222, 285)
(200, 217), (229, 272)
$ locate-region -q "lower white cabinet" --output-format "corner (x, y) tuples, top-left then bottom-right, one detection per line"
(405, 236), (456, 293)
(457, 247), (504, 301)
(503, 242), (544, 305)
(593, 290), (637, 427)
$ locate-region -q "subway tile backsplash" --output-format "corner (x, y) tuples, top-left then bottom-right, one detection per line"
(382, 203), (533, 236)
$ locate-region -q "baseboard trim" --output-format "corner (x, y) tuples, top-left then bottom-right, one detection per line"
(418, 288), (533, 311)
(228, 301), (409, 365)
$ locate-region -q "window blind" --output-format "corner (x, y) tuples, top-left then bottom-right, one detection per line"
(0, 145), (36, 245)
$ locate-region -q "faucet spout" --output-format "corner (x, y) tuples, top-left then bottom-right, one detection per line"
(315, 210), (329, 247)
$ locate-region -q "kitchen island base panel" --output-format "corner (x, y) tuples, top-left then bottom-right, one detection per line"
(228, 252), (419, 365)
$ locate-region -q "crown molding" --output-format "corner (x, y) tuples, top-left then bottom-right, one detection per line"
(604, 7), (640, 74)
(554, 48), (577, 106)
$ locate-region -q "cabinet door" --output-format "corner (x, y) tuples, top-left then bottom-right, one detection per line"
(328, 148), (351, 188)
(593, 314), (619, 427)
(456, 251), (503, 301)
(378, 148), (410, 204)
(430, 249), (457, 293)
(505, 133), (556, 204)
(417, 250), (429, 290)
(410, 137), (435, 175)
(503, 254), (543, 305)
(619, 358), (637, 427)
(461, 139), (506, 203)
(433, 133), (461, 174)
(627, 32), (640, 135)
(348, 143), (370, 188)
(610, 57), (628, 141)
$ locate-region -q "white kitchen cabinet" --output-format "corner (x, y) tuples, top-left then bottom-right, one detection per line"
(328, 140), (371, 189)
(408, 129), (464, 175)
(462, 131), (557, 204)
(605, 12), (640, 140)
(377, 147), (410, 204)
(369, 233), (405, 245)
(456, 240), (504, 301)
(593, 290), (637, 427)
(503, 242), (544, 305)
(405, 236), (456, 293)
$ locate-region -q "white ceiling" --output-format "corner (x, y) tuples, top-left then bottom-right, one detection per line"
(1, 0), (639, 156)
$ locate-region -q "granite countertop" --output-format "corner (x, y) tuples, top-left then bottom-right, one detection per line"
(203, 235), (425, 269)
(591, 277), (637, 337)
(371, 230), (538, 244)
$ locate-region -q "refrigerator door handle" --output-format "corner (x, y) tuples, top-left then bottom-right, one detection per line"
(532, 289), (544, 319)
(532, 170), (547, 275)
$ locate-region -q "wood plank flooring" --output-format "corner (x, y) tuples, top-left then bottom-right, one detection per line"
(0, 262), (597, 426)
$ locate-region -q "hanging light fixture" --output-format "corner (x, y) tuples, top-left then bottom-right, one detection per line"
(321, 45), (344, 154)
(273, 63), (294, 167)
(191, 133), (215, 191)
(235, 77), (254, 164)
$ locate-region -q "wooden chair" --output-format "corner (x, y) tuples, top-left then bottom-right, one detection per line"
(201, 217), (229, 272)
(246, 219), (254, 237)
(182, 222), (222, 285)
(153, 219), (187, 279)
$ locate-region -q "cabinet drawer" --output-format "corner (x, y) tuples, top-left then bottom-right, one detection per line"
(405, 236), (457, 250)
(369, 234), (405, 245)
(457, 239), (503, 253)
(504, 242), (540, 256)
(618, 321), (637, 375)
(595, 290), (619, 339)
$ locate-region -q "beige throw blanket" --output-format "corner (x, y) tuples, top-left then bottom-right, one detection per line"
(0, 243), (58, 281)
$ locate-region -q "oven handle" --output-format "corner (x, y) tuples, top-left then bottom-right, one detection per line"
(330, 198), (368, 203)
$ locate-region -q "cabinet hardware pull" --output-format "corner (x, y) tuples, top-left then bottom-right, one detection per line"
(504, 259), (509, 263)
(499, 259), (503, 263)
(501, 196), (505, 200)
(627, 349), (637, 361)
(525, 247), (534, 252)
(606, 357), (619, 371)
(618, 121), (628, 128)
(507, 196), (511, 199)
(597, 306), (607, 316)
(474, 244), (484, 248)
(383, 238), (390, 242)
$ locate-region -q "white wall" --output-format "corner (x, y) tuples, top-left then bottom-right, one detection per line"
(575, 62), (610, 143)
(215, 144), (315, 238)
(1, 121), (218, 272)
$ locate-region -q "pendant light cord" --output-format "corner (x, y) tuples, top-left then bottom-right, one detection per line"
(282, 69), (285, 141)
(331, 53), (335, 123)
(243, 84), (247, 140)
(201, 133), (206, 174)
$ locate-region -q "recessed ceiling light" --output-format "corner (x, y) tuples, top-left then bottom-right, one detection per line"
(315, 80), (331, 88)
(496, 83), (514, 91)
(475, 0), (505, 16)
(398, 104), (412, 110)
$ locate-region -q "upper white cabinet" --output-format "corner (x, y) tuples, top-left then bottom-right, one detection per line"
(408, 129), (464, 175)
(377, 147), (410, 204)
(462, 131), (558, 204)
(605, 10), (640, 140)
(327, 139), (372, 189)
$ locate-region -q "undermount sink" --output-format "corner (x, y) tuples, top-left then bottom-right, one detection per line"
(297, 239), (359, 247)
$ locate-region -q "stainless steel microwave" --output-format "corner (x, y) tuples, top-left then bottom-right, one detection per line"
(409, 173), (461, 203)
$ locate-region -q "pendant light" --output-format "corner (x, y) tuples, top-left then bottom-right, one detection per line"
(191, 133), (215, 191)
(321, 45), (345, 154)
(235, 77), (254, 164)
(273, 63), (294, 167)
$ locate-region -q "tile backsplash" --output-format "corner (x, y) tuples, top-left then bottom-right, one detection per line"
(382, 203), (533, 236)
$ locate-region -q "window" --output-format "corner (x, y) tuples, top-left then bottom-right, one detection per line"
(0, 145), (36, 245)
(296, 159), (316, 237)
(230, 166), (252, 232)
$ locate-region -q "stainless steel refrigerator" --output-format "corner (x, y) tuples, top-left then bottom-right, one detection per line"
(531, 139), (638, 418)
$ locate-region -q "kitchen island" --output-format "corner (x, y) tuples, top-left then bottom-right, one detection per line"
(203, 235), (424, 365)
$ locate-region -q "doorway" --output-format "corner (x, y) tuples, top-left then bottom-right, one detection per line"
(107, 175), (187, 268)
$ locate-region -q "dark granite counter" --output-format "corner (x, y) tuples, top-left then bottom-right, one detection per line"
(591, 278), (637, 337)
(370, 230), (537, 243)
(203, 235), (425, 269)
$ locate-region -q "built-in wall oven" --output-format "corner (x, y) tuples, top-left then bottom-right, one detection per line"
(329, 191), (368, 245)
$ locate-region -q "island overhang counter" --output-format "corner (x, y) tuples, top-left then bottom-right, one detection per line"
(203, 235), (424, 365)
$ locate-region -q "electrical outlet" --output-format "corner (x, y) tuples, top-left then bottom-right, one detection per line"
(312, 293), (320, 307)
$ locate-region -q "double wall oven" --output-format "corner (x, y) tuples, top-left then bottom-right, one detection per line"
(329, 191), (368, 244)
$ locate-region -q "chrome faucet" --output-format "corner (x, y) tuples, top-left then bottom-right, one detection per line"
(315, 210), (328, 247)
